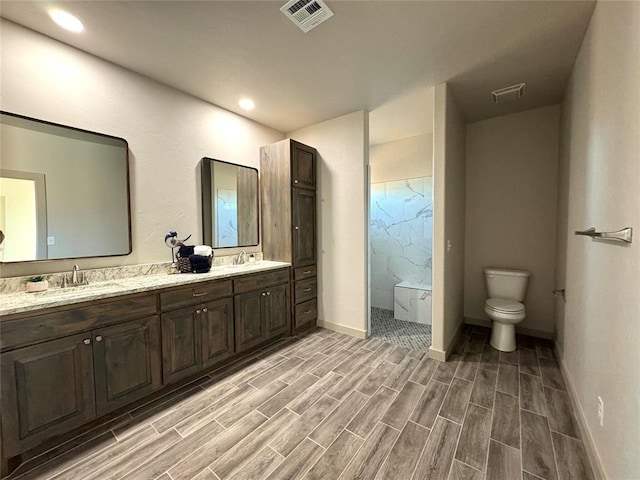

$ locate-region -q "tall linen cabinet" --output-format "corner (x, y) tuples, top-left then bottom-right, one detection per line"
(260, 139), (318, 332)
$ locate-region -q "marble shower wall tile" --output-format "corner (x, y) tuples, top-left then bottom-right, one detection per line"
(370, 177), (433, 311)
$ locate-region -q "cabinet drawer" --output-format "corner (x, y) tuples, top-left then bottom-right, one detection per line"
(294, 265), (317, 281)
(233, 268), (290, 295)
(160, 280), (232, 311)
(294, 298), (317, 329)
(294, 277), (316, 304)
(1, 293), (157, 352)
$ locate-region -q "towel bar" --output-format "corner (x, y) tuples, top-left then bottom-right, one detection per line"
(574, 227), (633, 243)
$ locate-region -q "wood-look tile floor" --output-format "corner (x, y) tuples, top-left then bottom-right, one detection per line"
(8, 326), (595, 480)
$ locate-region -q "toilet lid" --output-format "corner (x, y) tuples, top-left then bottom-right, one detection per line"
(486, 298), (525, 314)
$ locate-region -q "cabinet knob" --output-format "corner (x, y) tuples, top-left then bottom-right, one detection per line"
(294, 179), (299, 184)
(95, 335), (103, 342)
(202, 308), (208, 312)
(266, 291), (271, 296)
(196, 309), (202, 314)
(261, 292), (266, 297)
(294, 226), (299, 230)
(83, 338), (91, 345)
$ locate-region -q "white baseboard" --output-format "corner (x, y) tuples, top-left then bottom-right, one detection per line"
(317, 319), (367, 339)
(554, 346), (607, 480)
(464, 317), (554, 340)
(428, 347), (446, 362)
(429, 320), (465, 363)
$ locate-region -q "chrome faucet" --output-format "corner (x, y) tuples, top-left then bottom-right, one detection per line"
(71, 264), (80, 284)
(234, 250), (247, 265)
(62, 264), (88, 288)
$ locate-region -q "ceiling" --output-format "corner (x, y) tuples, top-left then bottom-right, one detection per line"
(0, 1), (595, 135)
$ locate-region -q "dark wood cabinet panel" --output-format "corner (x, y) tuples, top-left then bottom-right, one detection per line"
(0, 333), (96, 457)
(291, 140), (316, 190)
(294, 298), (318, 329)
(233, 269), (290, 295)
(265, 283), (291, 339)
(161, 307), (201, 384)
(294, 264), (317, 281)
(294, 277), (317, 304)
(0, 293), (157, 353)
(234, 291), (265, 353)
(201, 298), (235, 369)
(292, 188), (316, 267)
(93, 316), (162, 416)
(160, 280), (232, 312)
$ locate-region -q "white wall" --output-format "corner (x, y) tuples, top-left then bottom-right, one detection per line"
(465, 106), (559, 336)
(369, 133), (433, 183)
(288, 111), (369, 338)
(556, 2), (640, 478)
(431, 83), (467, 360)
(0, 20), (283, 277)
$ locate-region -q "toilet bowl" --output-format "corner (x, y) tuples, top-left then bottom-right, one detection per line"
(483, 267), (530, 352)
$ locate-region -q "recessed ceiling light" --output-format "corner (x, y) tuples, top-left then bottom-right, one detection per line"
(49, 9), (84, 33)
(239, 98), (255, 110)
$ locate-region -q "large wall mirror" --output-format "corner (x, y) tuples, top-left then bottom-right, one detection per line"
(201, 158), (259, 248)
(0, 111), (131, 263)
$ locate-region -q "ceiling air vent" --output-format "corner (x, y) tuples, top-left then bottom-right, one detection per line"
(491, 83), (526, 103)
(281, 0), (334, 33)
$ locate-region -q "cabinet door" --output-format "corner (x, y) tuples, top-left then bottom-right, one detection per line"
(292, 188), (316, 267)
(161, 306), (201, 384)
(291, 140), (316, 189)
(93, 316), (162, 416)
(0, 334), (95, 457)
(265, 283), (291, 339)
(201, 297), (235, 369)
(234, 291), (265, 353)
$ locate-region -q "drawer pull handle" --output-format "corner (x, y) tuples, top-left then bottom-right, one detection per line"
(193, 292), (208, 297)
(302, 270), (312, 274)
(303, 288), (312, 292)
(95, 335), (103, 342)
(83, 338), (91, 345)
(303, 310), (312, 315)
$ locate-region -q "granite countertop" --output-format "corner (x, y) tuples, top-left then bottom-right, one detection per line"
(0, 261), (291, 317)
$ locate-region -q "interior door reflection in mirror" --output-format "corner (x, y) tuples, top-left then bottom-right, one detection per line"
(201, 158), (259, 248)
(0, 111), (131, 263)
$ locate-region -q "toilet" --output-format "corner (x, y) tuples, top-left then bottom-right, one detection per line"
(483, 267), (531, 352)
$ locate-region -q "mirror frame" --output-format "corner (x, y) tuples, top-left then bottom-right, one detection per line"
(201, 157), (260, 249)
(0, 110), (132, 264)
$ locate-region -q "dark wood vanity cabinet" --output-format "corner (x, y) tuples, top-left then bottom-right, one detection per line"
(0, 333), (96, 457)
(0, 296), (162, 458)
(261, 139), (318, 332)
(160, 280), (234, 384)
(234, 269), (291, 353)
(93, 316), (162, 416)
(0, 268), (292, 474)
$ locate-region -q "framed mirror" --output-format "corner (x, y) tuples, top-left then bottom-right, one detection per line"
(0, 111), (131, 263)
(201, 158), (259, 248)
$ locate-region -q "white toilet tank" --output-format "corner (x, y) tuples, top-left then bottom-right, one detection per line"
(483, 267), (530, 301)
